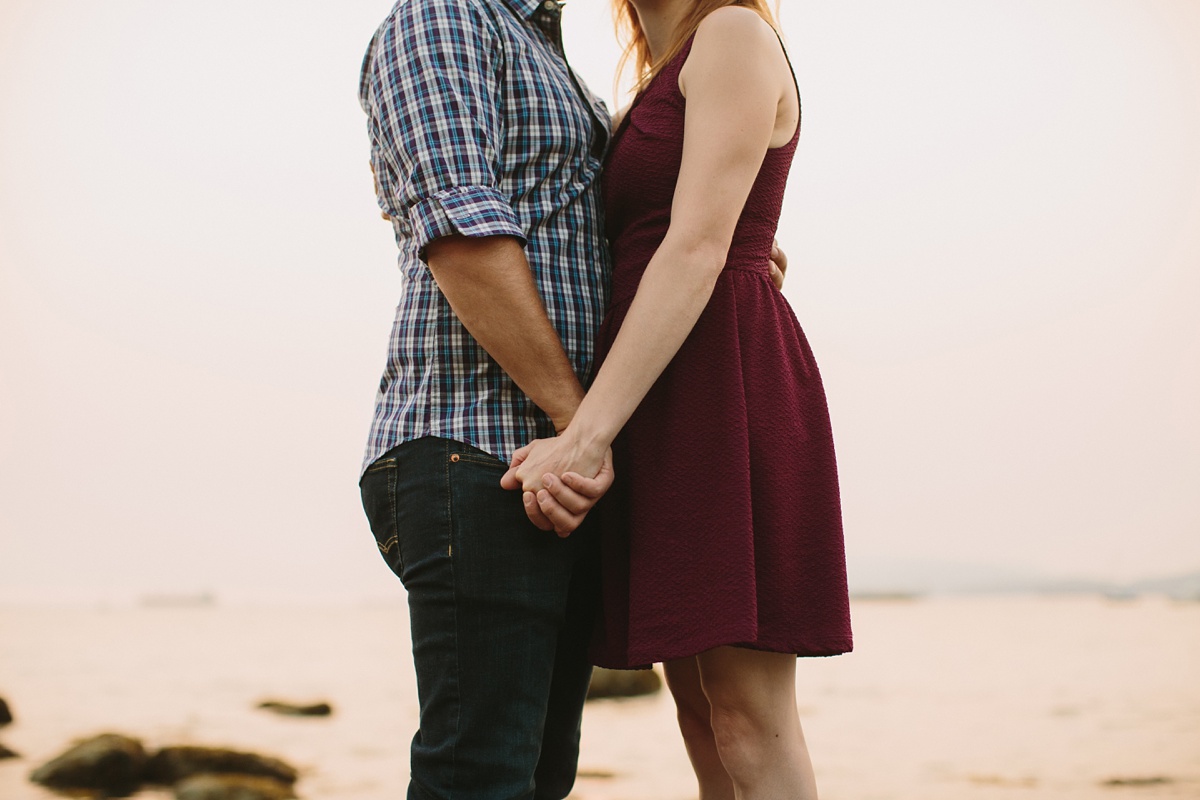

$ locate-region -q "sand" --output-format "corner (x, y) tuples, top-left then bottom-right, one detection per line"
(1, 595), (1197, 799)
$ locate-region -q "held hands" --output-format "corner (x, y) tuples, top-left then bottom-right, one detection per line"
(500, 435), (614, 537)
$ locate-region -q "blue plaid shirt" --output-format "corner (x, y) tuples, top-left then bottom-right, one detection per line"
(359, 0), (612, 473)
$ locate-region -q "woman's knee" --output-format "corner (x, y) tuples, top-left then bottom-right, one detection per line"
(665, 659), (711, 727)
(705, 701), (766, 771)
(701, 670), (777, 730)
(674, 697), (715, 744)
(668, 685), (715, 746)
(701, 667), (797, 767)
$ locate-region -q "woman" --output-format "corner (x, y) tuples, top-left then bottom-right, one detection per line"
(505, 0), (852, 796)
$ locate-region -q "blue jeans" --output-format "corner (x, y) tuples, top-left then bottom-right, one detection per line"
(360, 436), (599, 800)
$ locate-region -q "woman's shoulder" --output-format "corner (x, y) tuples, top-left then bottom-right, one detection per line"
(681, 6), (786, 96)
(691, 5), (780, 55)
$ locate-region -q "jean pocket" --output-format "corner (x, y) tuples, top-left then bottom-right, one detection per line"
(360, 456), (403, 577)
(448, 443), (507, 470)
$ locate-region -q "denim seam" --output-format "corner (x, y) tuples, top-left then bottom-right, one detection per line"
(365, 456), (396, 474)
(384, 462), (401, 569)
(444, 445), (460, 795)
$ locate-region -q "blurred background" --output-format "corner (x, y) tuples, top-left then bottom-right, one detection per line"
(2, 0), (1198, 604)
(1, 1), (1198, 798)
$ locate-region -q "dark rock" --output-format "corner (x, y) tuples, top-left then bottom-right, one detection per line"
(0, 742), (19, 759)
(146, 746), (298, 786)
(256, 700), (333, 718)
(586, 667), (662, 700)
(29, 732), (147, 795)
(174, 773), (296, 800)
(1102, 776), (1173, 787)
(0, 696), (12, 726)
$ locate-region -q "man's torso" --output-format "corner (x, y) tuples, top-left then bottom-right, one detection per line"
(360, 0), (612, 472)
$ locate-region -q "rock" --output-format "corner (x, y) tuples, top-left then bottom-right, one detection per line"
(146, 746), (298, 786)
(1102, 776), (1173, 787)
(0, 742), (19, 759)
(0, 696), (12, 726)
(256, 700), (333, 718)
(586, 667), (662, 700)
(174, 773), (296, 800)
(29, 732), (147, 795)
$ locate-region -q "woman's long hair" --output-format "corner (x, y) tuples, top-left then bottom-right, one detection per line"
(613, 0), (782, 96)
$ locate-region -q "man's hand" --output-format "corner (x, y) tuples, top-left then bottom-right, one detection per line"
(501, 439), (614, 537)
(769, 238), (788, 290)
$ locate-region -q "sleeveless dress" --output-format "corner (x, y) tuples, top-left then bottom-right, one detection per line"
(589, 36), (853, 669)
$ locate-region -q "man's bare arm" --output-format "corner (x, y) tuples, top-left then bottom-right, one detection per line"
(425, 233), (583, 435)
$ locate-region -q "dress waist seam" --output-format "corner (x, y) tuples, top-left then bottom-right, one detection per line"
(608, 265), (772, 310)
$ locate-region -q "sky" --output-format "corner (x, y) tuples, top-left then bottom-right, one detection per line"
(1, 0), (1198, 603)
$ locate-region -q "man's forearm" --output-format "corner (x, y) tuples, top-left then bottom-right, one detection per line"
(425, 234), (583, 432)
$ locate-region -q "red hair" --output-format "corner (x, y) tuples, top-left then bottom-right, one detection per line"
(613, 0), (783, 95)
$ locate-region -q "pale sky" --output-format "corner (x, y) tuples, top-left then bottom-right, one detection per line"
(1, 0), (1198, 603)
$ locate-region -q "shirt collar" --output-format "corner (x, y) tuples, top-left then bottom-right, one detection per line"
(501, 0), (560, 21)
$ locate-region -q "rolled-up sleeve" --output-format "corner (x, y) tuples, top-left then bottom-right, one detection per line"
(363, 0), (525, 253)
(408, 186), (521, 246)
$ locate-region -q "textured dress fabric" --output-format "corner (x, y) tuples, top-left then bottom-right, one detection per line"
(590, 37), (854, 669)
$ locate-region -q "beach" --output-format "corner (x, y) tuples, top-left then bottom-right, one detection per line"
(1, 595), (1197, 799)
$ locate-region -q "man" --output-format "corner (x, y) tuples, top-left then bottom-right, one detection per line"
(356, 0), (614, 797)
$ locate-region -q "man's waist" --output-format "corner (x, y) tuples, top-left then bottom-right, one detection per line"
(362, 401), (556, 477)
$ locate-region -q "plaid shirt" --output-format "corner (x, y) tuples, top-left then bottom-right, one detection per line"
(359, 0), (612, 473)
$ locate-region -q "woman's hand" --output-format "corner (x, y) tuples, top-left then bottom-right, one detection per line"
(369, 161), (392, 221)
(501, 433), (608, 494)
(500, 435), (613, 536)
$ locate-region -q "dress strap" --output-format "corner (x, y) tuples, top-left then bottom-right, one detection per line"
(771, 28), (802, 137)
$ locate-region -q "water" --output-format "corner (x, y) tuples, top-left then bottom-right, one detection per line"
(1, 596), (1197, 799)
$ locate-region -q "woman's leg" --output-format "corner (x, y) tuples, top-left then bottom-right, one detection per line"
(695, 646), (818, 800)
(663, 657), (736, 800)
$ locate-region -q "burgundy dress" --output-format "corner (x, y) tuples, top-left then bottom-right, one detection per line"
(589, 37), (853, 669)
